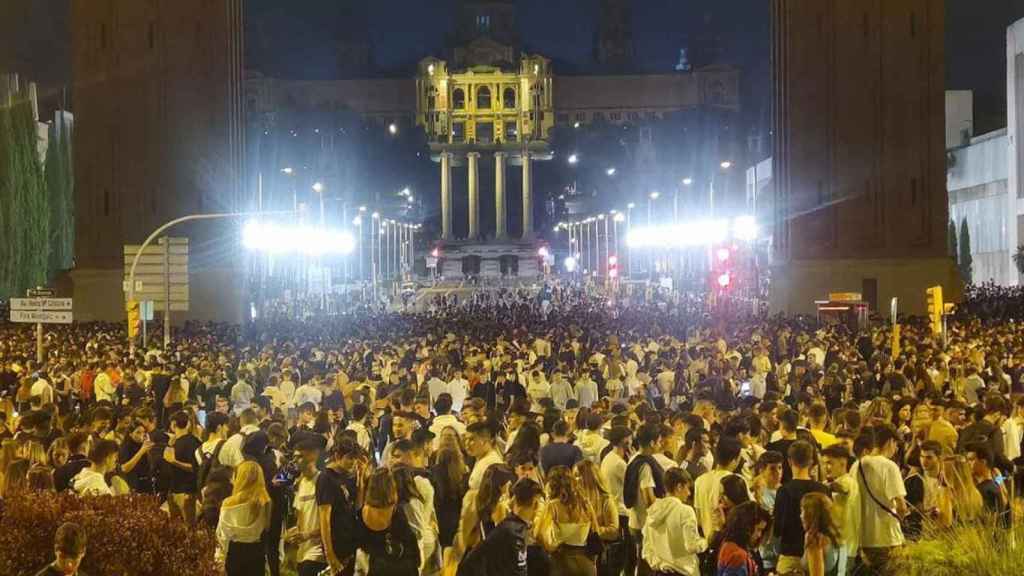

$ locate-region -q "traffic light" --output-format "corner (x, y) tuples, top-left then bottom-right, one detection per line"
(717, 272), (731, 288)
(925, 286), (943, 335)
(608, 255), (619, 278)
(126, 300), (140, 340)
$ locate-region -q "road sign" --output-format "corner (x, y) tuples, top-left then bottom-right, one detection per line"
(10, 310), (73, 324)
(140, 301), (155, 321)
(27, 287), (55, 298)
(10, 298), (73, 311)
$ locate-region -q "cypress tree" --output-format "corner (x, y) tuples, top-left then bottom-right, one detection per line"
(958, 217), (973, 285)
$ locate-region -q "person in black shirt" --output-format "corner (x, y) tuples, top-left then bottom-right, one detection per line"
(118, 419), (155, 493)
(32, 522), (87, 576)
(458, 477), (544, 576)
(53, 431), (91, 492)
(318, 438), (364, 576)
(356, 467), (420, 576)
(539, 420), (583, 475)
(766, 408), (799, 484)
(164, 410), (201, 526)
(966, 442), (1011, 528)
(773, 440), (828, 575)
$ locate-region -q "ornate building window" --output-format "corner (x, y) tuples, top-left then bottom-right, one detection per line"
(477, 86), (492, 109)
(453, 88), (465, 110)
(503, 87), (516, 109)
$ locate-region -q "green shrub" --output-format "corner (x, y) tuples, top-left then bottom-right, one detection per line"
(894, 518), (1024, 576)
(0, 489), (219, 576)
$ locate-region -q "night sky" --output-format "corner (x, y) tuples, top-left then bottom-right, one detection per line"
(2, 0), (1022, 134)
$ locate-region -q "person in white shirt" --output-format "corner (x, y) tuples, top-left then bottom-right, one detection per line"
(428, 393), (466, 450)
(575, 371), (599, 408)
(448, 370), (469, 414)
(575, 413), (610, 465)
(278, 370), (298, 411)
(643, 467), (707, 576)
(289, 439), (327, 575)
(345, 403), (373, 452)
(466, 421), (503, 490)
(230, 376), (254, 414)
(293, 378), (323, 409)
(218, 409), (261, 469)
(549, 372), (575, 410)
(71, 439), (120, 496)
(427, 371), (448, 405)
(1002, 397), (1024, 462)
(30, 375), (54, 406)
(693, 436), (744, 539)
(852, 424), (908, 573)
(93, 365), (116, 403)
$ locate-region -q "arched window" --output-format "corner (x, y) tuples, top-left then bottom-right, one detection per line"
(476, 86), (491, 110)
(453, 88), (465, 110)
(503, 87), (516, 109)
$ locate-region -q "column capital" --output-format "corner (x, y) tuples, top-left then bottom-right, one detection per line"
(494, 151), (507, 159)
(466, 151), (481, 159)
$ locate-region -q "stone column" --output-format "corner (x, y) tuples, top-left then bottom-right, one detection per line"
(522, 151), (533, 238)
(440, 152), (452, 240)
(467, 152), (480, 240)
(495, 152), (507, 240)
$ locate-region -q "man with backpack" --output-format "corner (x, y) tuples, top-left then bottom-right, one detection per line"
(624, 423), (666, 576)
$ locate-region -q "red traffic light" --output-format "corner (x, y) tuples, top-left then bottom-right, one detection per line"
(608, 255), (618, 266)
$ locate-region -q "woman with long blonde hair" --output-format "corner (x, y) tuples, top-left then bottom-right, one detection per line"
(216, 461), (270, 575)
(538, 465), (598, 576)
(940, 456), (983, 525)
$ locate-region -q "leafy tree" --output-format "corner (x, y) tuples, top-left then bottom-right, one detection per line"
(947, 219), (958, 260)
(958, 218), (973, 285)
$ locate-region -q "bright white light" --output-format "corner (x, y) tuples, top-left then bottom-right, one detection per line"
(626, 219), (730, 248)
(614, 213), (625, 222)
(242, 220), (355, 255)
(372, 212), (380, 219)
(353, 216), (362, 226)
(627, 202), (635, 209)
(388, 123), (398, 135)
(720, 161), (732, 169)
(573, 121), (581, 129)
(359, 205), (367, 212)
(606, 167), (616, 176)
(564, 256), (577, 272)
(598, 214), (605, 220)
(312, 182), (324, 193)
(401, 187), (411, 196)
(568, 154), (578, 165)
(407, 196), (415, 203)
(280, 167), (293, 175)
(733, 215), (758, 242)
(427, 64), (435, 75)
(717, 272), (731, 287)
(717, 248), (731, 262)
(682, 177), (693, 186)
(649, 191), (660, 200)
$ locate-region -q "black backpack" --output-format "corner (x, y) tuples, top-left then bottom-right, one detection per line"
(197, 439), (227, 493)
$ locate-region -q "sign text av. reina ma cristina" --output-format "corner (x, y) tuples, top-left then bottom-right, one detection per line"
(9, 287), (73, 364)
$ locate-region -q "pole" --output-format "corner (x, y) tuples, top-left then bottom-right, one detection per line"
(36, 321), (43, 364)
(162, 237), (171, 349)
(126, 210), (294, 355)
(142, 311), (148, 349)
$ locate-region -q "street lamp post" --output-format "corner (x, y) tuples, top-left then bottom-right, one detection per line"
(598, 214), (607, 277)
(648, 192), (659, 280)
(371, 212), (380, 297)
(626, 203), (635, 279)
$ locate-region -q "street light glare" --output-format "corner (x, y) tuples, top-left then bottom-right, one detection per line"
(280, 167), (293, 175)
(649, 191), (660, 199)
(352, 216), (362, 226)
(388, 123), (398, 135)
(682, 177), (693, 186)
(359, 205), (367, 212)
(312, 182), (324, 193)
(627, 202), (635, 209)
(606, 167), (616, 176)
(242, 220), (354, 255)
(720, 161), (733, 169)
(568, 153), (578, 165)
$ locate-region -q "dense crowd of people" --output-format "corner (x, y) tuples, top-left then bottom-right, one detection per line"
(1, 283), (1021, 576)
